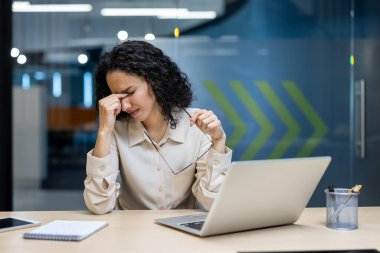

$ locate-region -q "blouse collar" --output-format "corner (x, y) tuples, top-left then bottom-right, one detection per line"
(127, 109), (186, 147)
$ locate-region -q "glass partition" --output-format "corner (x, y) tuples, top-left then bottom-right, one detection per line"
(12, 0), (380, 210)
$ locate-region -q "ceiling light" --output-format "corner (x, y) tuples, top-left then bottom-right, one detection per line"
(78, 54), (88, 64)
(145, 33), (155, 41)
(22, 73), (30, 90)
(117, 31), (129, 41)
(52, 72), (62, 98)
(100, 8), (188, 17)
(11, 48), (20, 57)
(13, 2), (92, 12)
(83, 72), (93, 108)
(17, 54), (27, 64)
(34, 72), (47, 80)
(158, 11), (217, 19)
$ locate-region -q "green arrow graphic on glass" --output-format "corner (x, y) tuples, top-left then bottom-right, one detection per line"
(229, 80), (274, 160)
(256, 81), (301, 158)
(203, 81), (246, 150)
(283, 81), (328, 157)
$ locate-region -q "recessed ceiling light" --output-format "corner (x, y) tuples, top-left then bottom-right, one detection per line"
(145, 33), (155, 41)
(117, 31), (129, 41)
(13, 2), (92, 12)
(158, 11), (217, 19)
(78, 54), (88, 64)
(11, 48), (20, 57)
(17, 54), (27, 64)
(101, 8), (188, 17)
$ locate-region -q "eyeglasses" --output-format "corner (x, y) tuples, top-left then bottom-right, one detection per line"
(144, 109), (213, 175)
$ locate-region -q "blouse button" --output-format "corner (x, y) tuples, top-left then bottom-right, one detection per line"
(213, 160), (220, 166)
(158, 186), (163, 192)
(99, 165), (105, 172)
(156, 166), (161, 171)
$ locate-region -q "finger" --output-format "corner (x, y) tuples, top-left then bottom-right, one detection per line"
(104, 102), (121, 116)
(106, 93), (127, 99)
(105, 93), (126, 103)
(107, 99), (122, 116)
(205, 121), (223, 139)
(200, 114), (217, 126)
(115, 93), (128, 99)
(190, 109), (207, 125)
(102, 94), (125, 108)
(194, 111), (214, 129)
(99, 97), (115, 108)
(189, 110), (201, 125)
(115, 106), (121, 116)
(206, 120), (222, 131)
(100, 93), (127, 105)
(197, 110), (213, 121)
(103, 98), (121, 109)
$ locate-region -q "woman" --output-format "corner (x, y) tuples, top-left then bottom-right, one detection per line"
(84, 40), (232, 214)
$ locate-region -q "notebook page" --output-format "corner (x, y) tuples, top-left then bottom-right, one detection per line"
(23, 220), (108, 241)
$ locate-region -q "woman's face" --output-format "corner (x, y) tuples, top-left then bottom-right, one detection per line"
(106, 70), (159, 122)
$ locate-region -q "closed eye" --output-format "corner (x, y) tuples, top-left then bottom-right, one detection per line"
(123, 91), (134, 96)
(120, 87), (135, 95)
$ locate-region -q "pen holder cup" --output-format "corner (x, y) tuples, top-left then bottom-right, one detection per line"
(325, 188), (359, 230)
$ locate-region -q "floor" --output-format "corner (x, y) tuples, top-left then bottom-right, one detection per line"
(13, 188), (86, 211)
(13, 167), (87, 211)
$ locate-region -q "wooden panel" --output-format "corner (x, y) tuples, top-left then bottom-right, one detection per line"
(48, 107), (98, 130)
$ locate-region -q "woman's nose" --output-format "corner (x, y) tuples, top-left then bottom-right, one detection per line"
(120, 97), (131, 111)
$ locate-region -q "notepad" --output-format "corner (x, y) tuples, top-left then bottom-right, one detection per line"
(23, 220), (108, 241)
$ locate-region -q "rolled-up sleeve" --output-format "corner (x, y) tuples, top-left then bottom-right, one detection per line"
(192, 147), (232, 211)
(83, 135), (120, 214)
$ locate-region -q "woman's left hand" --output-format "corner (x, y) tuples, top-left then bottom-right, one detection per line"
(190, 109), (226, 153)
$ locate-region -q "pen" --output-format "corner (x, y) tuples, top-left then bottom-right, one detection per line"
(348, 184), (362, 193)
(327, 184), (339, 223)
(328, 184), (362, 223)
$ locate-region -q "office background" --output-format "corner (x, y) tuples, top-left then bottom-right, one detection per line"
(1, 0), (379, 211)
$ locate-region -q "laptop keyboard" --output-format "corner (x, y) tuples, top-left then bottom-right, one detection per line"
(180, 221), (205, 230)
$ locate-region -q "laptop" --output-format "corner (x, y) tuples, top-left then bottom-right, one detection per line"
(155, 156), (331, 237)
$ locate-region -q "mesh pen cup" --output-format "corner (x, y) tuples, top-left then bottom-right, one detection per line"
(325, 188), (359, 230)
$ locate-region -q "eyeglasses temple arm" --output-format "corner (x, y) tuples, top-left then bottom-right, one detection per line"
(144, 130), (176, 173)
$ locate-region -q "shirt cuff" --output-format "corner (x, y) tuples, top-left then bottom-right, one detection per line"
(86, 149), (117, 178)
(208, 147), (232, 174)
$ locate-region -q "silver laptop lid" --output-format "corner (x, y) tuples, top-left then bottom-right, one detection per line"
(200, 156), (331, 236)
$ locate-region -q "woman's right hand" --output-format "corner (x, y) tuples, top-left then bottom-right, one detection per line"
(97, 93), (128, 135)
(94, 94), (127, 158)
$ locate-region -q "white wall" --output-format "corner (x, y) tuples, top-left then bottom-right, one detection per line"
(12, 86), (46, 188)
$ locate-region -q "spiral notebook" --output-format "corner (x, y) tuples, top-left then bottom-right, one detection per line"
(23, 220), (108, 241)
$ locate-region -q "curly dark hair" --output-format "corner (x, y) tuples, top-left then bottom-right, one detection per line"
(94, 40), (193, 128)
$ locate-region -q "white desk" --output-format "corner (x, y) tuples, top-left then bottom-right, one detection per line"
(1, 207), (379, 253)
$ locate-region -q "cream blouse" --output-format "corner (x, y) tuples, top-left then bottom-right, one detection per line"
(83, 108), (232, 214)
